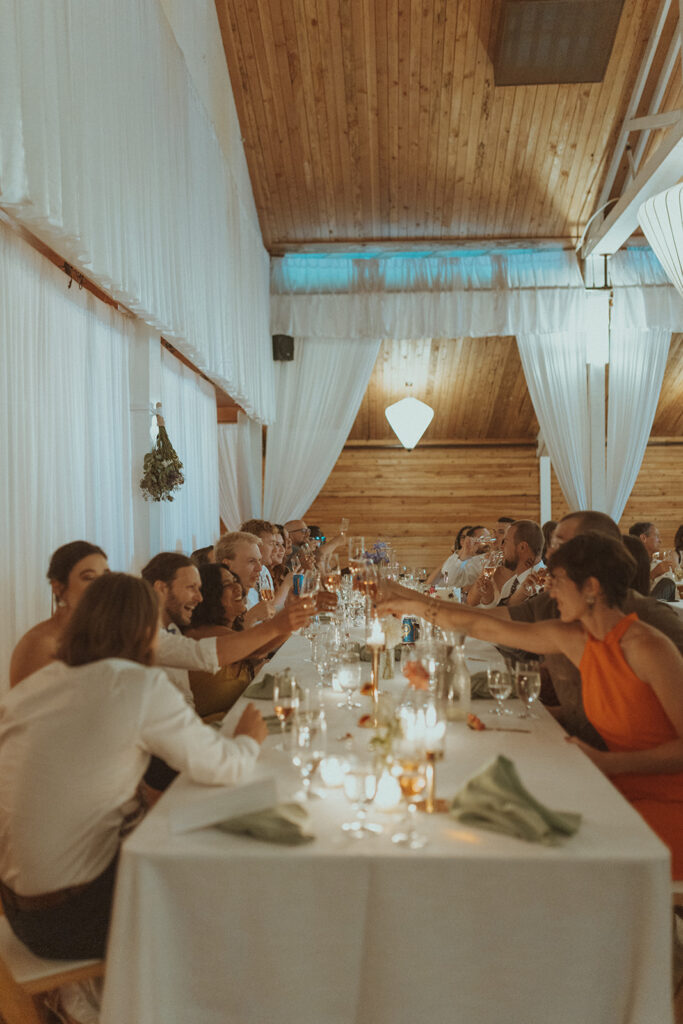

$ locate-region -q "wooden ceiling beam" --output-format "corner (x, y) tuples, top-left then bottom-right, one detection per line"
(271, 236), (574, 256)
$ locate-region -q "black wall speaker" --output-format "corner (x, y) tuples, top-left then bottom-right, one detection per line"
(272, 334), (294, 361)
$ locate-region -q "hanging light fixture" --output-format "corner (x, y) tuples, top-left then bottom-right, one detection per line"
(385, 392), (434, 450)
(638, 183), (683, 296)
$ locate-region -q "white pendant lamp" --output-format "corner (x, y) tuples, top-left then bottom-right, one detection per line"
(638, 183), (683, 296)
(385, 396), (434, 449)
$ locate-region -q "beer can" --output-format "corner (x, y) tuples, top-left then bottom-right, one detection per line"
(292, 572), (304, 596)
(401, 616), (420, 643)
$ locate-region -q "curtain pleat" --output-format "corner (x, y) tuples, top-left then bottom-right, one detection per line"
(159, 349), (219, 555)
(263, 339), (381, 523)
(0, 0), (274, 423)
(0, 221), (134, 688)
(217, 416), (263, 531)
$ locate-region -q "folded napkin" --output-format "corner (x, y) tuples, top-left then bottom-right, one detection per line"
(262, 713), (293, 735)
(450, 755), (581, 846)
(244, 673), (299, 700)
(358, 644), (401, 663)
(215, 802), (314, 845)
(469, 670), (489, 699)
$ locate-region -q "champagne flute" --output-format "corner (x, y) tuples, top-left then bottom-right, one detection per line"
(272, 673), (299, 749)
(515, 661), (541, 719)
(391, 759), (429, 849)
(341, 758), (382, 838)
(487, 666), (513, 716)
(291, 710), (327, 801)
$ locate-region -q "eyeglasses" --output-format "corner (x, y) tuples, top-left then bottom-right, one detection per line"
(292, 527), (310, 537)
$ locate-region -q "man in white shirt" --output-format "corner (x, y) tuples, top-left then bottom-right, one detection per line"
(239, 519), (279, 607)
(629, 521), (677, 601)
(142, 552), (314, 706)
(440, 526), (493, 588)
(467, 520), (544, 609)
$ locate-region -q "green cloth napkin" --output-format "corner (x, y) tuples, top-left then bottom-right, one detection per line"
(469, 670), (489, 699)
(215, 802), (314, 845)
(450, 755), (581, 846)
(261, 713), (293, 735)
(358, 643), (401, 663)
(244, 673), (300, 700)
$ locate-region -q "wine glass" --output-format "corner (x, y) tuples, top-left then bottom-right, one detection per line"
(341, 757), (382, 838)
(272, 672), (299, 749)
(291, 710), (327, 801)
(321, 553), (342, 592)
(487, 666), (513, 716)
(392, 704), (429, 848)
(514, 661), (541, 719)
(333, 650), (362, 710)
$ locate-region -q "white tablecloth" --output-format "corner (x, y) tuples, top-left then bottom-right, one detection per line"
(101, 634), (673, 1024)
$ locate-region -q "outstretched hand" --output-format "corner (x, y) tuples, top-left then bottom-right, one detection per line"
(233, 703), (267, 745)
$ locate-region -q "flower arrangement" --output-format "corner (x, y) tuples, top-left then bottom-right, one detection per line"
(139, 407), (184, 502)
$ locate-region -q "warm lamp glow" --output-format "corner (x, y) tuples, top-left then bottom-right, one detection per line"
(385, 396), (434, 449)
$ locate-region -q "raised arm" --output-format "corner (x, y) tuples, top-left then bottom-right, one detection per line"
(214, 599), (314, 666)
(375, 581), (581, 661)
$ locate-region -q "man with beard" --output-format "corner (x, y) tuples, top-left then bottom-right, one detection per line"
(467, 520), (544, 608)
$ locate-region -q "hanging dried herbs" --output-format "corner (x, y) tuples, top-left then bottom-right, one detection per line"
(140, 413), (184, 502)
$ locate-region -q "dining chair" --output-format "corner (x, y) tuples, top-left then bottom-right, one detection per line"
(0, 903), (104, 1024)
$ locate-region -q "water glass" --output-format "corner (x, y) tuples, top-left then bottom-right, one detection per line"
(487, 667), (513, 715)
(515, 661), (541, 719)
(341, 758), (382, 838)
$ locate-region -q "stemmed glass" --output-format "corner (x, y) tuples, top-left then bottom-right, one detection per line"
(272, 672), (299, 749)
(514, 661), (541, 719)
(332, 650), (362, 710)
(321, 553), (342, 593)
(341, 757), (382, 838)
(291, 708), (327, 801)
(392, 704), (429, 849)
(487, 666), (513, 716)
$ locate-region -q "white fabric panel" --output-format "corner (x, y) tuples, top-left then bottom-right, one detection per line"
(0, 221), (134, 689)
(263, 339), (381, 522)
(217, 415), (263, 530)
(0, 0), (274, 423)
(159, 349), (219, 554)
(605, 329), (672, 522)
(516, 333), (591, 512)
(611, 284), (683, 330)
(271, 288), (593, 340)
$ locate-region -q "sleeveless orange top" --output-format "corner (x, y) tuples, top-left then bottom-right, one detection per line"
(581, 613), (683, 878)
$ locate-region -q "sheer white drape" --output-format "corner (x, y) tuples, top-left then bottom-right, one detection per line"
(605, 328), (672, 521)
(263, 339), (381, 522)
(159, 348), (219, 554)
(271, 251), (595, 339)
(516, 333), (591, 511)
(0, 0), (274, 423)
(0, 220), (134, 688)
(217, 416), (263, 531)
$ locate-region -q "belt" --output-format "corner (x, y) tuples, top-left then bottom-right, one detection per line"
(0, 877), (93, 912)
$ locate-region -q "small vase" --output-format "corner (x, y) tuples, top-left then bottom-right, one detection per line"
(381, 649), (395, 679)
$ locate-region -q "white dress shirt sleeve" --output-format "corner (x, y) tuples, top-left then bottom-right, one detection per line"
(441, 553), (486, 587)
(156, 629), (219, 673)
(139, 671), (259, 787)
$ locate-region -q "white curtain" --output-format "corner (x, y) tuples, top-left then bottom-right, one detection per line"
(0, 220), (134, 689)
(0, 0), (274, 423)
(605, 328), (672, 521)
(271, 250), (597, 339)
(516, 333), (592, 511)
(263, 339), (381, 522)
(159, 348), (219, 554)
(217, 415), (263, 530)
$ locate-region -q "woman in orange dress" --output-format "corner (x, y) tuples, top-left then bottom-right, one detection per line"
(377, 532), (683, 878)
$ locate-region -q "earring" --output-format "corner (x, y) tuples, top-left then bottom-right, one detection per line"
(586, 595), (595, 609)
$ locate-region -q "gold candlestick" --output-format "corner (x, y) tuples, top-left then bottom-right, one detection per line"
(424, 751), (437, 813)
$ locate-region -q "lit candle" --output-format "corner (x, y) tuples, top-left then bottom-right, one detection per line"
(367, 616), (386, 649)
(424, 703), (446, 753)
(374, 767), (402, 811)
(319, 756), (348, 788)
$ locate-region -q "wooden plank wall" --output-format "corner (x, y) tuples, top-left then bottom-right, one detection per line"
(306, 442), (682, 571)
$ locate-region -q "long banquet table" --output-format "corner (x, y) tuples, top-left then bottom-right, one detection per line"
(101, 632), (673, 1024)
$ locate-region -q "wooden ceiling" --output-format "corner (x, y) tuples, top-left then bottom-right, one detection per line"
(349, 333), (683, 443)
(216, 0), (664, 250)
(215, 0), (683, 442)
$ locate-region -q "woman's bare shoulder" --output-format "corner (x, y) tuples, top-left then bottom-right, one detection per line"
(9, 618), (61, 686)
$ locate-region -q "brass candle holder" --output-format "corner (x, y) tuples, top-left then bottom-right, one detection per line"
(424, 751), (437, 813)
(368, 642), (385, 727)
